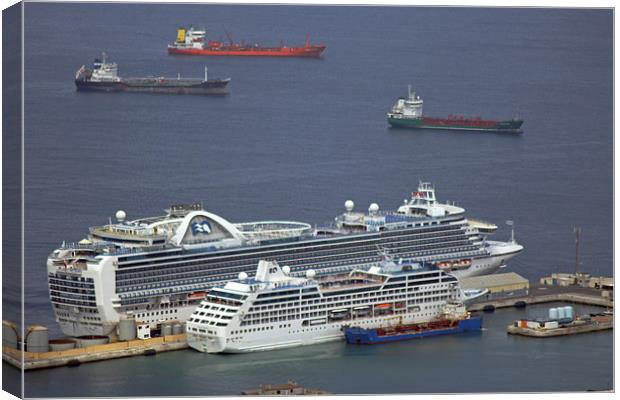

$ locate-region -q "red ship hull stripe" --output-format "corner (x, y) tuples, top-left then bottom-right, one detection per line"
(168, 47), (325, 57)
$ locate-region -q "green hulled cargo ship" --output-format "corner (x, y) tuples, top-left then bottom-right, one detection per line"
(387, 86), (523, 133)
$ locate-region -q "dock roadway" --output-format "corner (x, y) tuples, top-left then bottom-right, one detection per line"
(2, 334), (188, 371)
(467, 285), (613, 312)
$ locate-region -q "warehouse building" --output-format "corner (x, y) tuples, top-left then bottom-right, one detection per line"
(460, 272), (530, 301)
(540, 273), (613, 291)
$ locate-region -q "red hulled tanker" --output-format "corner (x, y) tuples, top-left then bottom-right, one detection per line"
(168, 26), (326, 58)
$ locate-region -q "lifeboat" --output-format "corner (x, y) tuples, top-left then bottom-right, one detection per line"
(188, 291), (207, 300)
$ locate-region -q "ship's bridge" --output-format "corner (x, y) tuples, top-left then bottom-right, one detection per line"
(335, 182), (465, 233)
(396, 181), (465, 217)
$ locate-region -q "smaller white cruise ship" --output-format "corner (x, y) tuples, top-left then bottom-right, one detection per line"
(186, 256), (471, 353)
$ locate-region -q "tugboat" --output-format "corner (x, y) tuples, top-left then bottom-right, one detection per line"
(168, 26), (326, 58)
(344, 303), (482, 345)
(75, 53), (231, 94)
(387, 86), (523, 133)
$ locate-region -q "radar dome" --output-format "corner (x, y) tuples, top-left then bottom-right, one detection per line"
(345, 200), (355, 212)
(306, 269), (316, 279)
(369, 203), (379, 213)
(238, 272), (248, 280)
(115, 210), (126, 222)
(282, 265), (291, 275)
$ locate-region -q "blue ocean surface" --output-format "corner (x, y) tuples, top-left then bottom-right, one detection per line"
(6, 3), (613, 396)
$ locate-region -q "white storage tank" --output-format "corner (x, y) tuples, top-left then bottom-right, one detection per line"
(564, 306), (574, 320)
(2, 320), (19, 349)
(161, 324), (173, 337)
(557, 307), (566, 319)
(25, 325), (49, 353)
(548, 308), (559, 320)
(118, 315), (137, 341)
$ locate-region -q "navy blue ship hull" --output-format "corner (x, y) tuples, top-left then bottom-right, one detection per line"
(344, 317), (482, 345)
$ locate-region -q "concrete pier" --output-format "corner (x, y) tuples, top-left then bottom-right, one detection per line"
(507, 322), (613, 337)
(467, 286), (613, 312)
(2, 333), (188, 371)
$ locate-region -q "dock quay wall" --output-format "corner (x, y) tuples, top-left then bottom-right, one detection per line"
(2, 333), (188, 371)
(468, 292), (613, 312)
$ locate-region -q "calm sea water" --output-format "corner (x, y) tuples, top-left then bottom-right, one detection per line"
(6, 3), (614, 396)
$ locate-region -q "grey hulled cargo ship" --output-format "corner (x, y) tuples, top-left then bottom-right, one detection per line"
(75, 53), (230, 94)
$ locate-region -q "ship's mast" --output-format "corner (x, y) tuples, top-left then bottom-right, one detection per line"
(506, 220), (515, 243)
(224, 29), (234, 46)
(204, 66), (208, 82)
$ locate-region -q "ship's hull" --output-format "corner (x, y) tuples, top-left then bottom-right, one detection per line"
(168, 46), (326, 58)
(388, 115), (523, 133)
(344, 317), (482, 345)
(50, 236), (521, 337)
(53, 251), (509, 338)
(57, 321), (119, 339)
(75, 78), (230, 95)
(451, 246), (522, 278)
(189, 310), (431, 353)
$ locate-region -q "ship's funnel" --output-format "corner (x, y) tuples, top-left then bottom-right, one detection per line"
(177, 28), (186, 43)
(255, 260), (288, 282)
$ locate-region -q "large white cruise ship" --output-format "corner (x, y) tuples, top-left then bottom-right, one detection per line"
(47, 182), (523, 337)
(186, 258), (470, 353)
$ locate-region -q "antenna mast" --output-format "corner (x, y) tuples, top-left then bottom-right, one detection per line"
(574, 227), (581, 275)
(224, 28), (234, 46)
